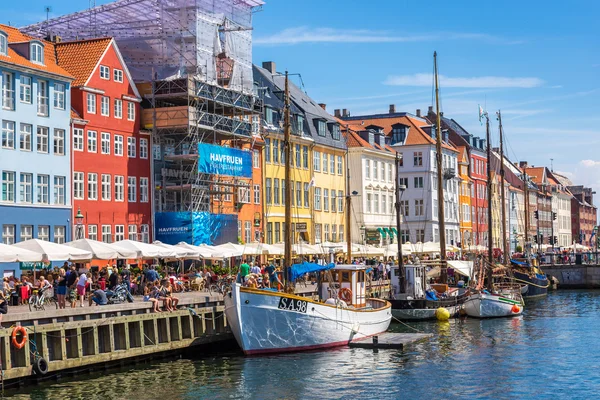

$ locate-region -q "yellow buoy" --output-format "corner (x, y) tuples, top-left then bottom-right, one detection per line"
(436, 307), (450, 321)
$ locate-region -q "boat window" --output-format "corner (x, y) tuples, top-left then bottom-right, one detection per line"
(358, 271), (364, 283)
(394, 269), (400, 277)
(341, 271), (351, 282)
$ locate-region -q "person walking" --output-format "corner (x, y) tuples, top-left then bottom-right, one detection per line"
(121, 265), (131, 293)
(76, 272), (88, 307)
(56, 268), (68, 309)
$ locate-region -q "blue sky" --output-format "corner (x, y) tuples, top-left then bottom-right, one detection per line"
(4, 0), (600, 193)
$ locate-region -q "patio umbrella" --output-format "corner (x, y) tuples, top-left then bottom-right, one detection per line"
(0, 242), (43, 263)
(110, 240), (175, 258)
(65, 238), (137, 260)
(12, 239), (92, 261)
(153, 241), (200, 259)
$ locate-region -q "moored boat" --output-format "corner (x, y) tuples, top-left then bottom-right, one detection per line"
(463, 290), (523, 318)
(511, 259), (548, 298)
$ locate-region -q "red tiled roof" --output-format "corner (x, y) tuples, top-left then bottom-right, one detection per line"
(0, 24), (73, 79)
(55, 38), (113, 87)
(524, 167), (544, 185)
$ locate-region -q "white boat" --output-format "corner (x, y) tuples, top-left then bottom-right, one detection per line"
(224, 264), (392, 355)
(463, 291), (523, 318)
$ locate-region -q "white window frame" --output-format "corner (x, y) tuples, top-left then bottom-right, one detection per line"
(140, 138), (148, 159)
(88, 225), (98, 241)
(114, 175), (124, 201)
(127, 102), (135, 121)
(87, 130), (97, 153)
(115, 225), (125, 242)
(254, 184), (260, 204)
(140, 225), (149, 243)
(36, 126), (48, 153)
(53, 128), (65, 155)
(37, 80), (48, 116)
(0, 33), (6, 57)
(101, 132), (110, 154)
(2, 224), (15, 244)
(19, 75), (32, 104)
(1, 171), (15, 202)
(114, 135), (123, 156)
(37, 225), (49, 241)
(54, 176), (65, 205)
(128, 177), (136, 202)
(114, 99), (122, 119)
(19, 173), (32, 203)
(128, 225), (137, 241)
(101, 225), (112, 243)
(99, 65), (110, 80)
(101, 174), (111, 201)
(1, 71), (14, 110)
(31, 42), (44, 64)
(73, 128), (84, 151)
(2, 120), (15, 149)
(101, 96), (110, 116)
(73, 172), (84, 200)
(36, 174), (49, 204)
(87, 173), (98, 200)
(54, 82), (65, 110)
(20, 225), (33, 241)
(113, 69), (123, 82)
(140, 177), (149, 203)
(19, 123), (32, 151)
(87, 93), (96, 114)
(54, 226), (65, 244)
(127, 137), (136, 158)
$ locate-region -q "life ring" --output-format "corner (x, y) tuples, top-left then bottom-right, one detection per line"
(11, 326), (28, 350)
(338, 288), (352, 303)
(32, 357), (49, 376)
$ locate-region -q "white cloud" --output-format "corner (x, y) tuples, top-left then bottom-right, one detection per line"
(581, 160), (600, 168)
(254, 27), (522, 45)
(384, 73), (544, 88)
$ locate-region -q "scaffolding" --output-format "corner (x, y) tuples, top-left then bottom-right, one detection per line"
(23, 0), (264, 217)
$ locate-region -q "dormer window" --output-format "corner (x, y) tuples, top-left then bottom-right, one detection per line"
(0, 32), (7, 56)
(317, 120), (326, 137)
(332, 124), (341, 140)
(391, 123), (409, 145)
(30, 42), (44, 64)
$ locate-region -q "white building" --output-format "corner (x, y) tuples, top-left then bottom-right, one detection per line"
(341, 110), (460, 246)
(548, 170), (572, 247)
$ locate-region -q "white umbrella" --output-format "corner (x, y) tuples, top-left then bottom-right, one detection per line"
(0, 242), (43, 262)
(65, 238), (137, 260)
(12, 239), (92, 261)
(213, 243), (245, 257)
(153, 241), (199, 259)
(176, 242), (221, 259)
(111, 240), (175, 258)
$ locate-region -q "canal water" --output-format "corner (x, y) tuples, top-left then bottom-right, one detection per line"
(8, 290), (600, 399)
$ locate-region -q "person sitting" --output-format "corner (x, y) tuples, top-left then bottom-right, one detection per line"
(89, 289), (108, 306)
(165, 282), (179, 309)
(144, 283), (161, 312)
(158, 280), (173, 312)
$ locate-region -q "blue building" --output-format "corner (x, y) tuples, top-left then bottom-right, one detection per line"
(0, 25), (73, 275)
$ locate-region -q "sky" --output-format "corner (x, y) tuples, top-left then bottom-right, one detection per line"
(3, 0), (600, 195)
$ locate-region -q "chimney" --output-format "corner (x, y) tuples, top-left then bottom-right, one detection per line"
(389, 104), (396, 114)
(262, 61), (276, 74)
(318, 103), (327, 111)
(342, 109), (348, 117)
(519, 161), (529, 169)
(416, 109), (421, 117)
(334, 109), (341, 118)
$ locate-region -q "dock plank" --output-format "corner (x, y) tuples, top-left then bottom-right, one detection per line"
(349, 332), (432, 349)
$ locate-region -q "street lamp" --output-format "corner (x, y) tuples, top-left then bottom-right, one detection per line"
(75, 208), (84, 240)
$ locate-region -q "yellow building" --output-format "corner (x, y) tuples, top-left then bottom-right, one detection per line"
(490, 169), (502, 249)
(457, 147), (473, 248)
(255, 63), (346, 245)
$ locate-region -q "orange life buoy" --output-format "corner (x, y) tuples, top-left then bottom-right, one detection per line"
(338, 288), (352, 303)
(11, 326), (28, 350)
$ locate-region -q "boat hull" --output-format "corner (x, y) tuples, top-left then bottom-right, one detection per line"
(513, 271), (548, 298)
(389, 297), (466, 321)
(224, 284), (392, 355)
(463, 292), (523, 318)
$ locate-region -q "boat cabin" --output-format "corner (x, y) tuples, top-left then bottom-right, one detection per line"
(319, 265), (367, 307)
(391, 265), (426, 299)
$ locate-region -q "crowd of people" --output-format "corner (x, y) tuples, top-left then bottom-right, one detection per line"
(237, 259), (283, 289)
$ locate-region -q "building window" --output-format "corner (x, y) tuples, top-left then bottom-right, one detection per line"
(36, 174), (49, 204)
(336, 155), (343, 175)
(382, 195), (387, 215)
(391, 125), (407, 145)
(381, 162), (385, 181)
(127, 137), (136, 158)
(304, 183), (310, 208)
(140, 177), (149, 202)
(244, 221), (251, 244)
(272, 139), (279, 163)
(323, 188), (329, 212)
(53, 129), (65, 155)
(413, 152), (423, 167)
(88, 225), (97, 240)
(140, 225), (149, 243)
(37, 80), (48, 116)
(115, 175), (124, 201)
(87, 173), (98, 200)
(36, 126), (48, 153)
(102, 225), (112, 243)
(101, 132), (110, 154)
(101, 174), (111, 201)
(265, 138), (271, 163)
(253, 149), (259, 168)
(54, 176), (65, 205)
(87, 93), (96, 114)
(31, 42), (44, 64)
(332, 224), (337, 242)
(254, 184), (260, 204)
(128, 177), (136, 202)
(314, 187), (322, 211)
(273, 179), (280, 205)
(20, 76), (32, 103)
(113, 69), (123, 82)
(73, 128), (83, 151)
(37, 225), (49, 241)
(296, 182), (302, 206)
(338, 190), (344, 212)
(2, 120), (14, 149)
(99, 65), (110, 80)
(303, 146), (309, 169)
(332, 124), (341, 140)
(314, 152), (321, 172)
(275, 222), (281, 243)
(317, 120), (326, 137)
(19, 173), (32, 203)
(331, 191), (337, 212)
(400, 200), (409, 216)
(73, 172), (84, 200)
(54, 226), (65, 244)
(1, 171), (15, 202)
(1, 71), (13, 110)
(330, 154), (335, 173)
(265, 178), (272, 205)
(20, 225), (33, 241)
(324, 224), (330, 242)
(127, 102), (135, 121)
(416, 229), (425, 243)
(323, 153), (328, 173)
(115, 225), (125, 242)
(101, 96), (109, 116)
(2, 225), (15, 244)
(365, 159), (371, 179)
(0, 33), (6, 56)
(114, 99), (122, 118)
(128, 225), (138, 241)
(339, 225), (344, 242)
(414, 176), (424, 188)
(54, 82), (65, 109)
(279, 140), (285, 164)
(111, 135), (123, 156)
(415, 199), (424, 216)
(315, 224), (322, 243)
(87, 130), (97, 152)
(266, 222), (273, 244)
(140, 138), (148, 159)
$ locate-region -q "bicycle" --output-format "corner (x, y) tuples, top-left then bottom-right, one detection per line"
(28, 286), (57, 311)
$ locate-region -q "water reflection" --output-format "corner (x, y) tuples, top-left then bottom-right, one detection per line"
(8, 291), (600, 399)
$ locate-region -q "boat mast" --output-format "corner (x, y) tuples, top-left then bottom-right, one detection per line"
(497, 111), (508, 266)
(346, 131), (352, 263)
(284, 71), (292, 283)
(484, 111), (494, 290)
(394, 152), (405, 293)
(523, 171), (530, 257)
(433, 51), (447, 283)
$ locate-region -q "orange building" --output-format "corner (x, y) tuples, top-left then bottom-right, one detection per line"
(457, 147), (473, 248)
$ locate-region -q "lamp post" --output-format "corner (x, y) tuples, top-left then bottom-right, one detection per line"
(75, 208), (84, 240)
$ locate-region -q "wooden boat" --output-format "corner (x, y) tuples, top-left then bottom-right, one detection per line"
(463, 290), (523, 318)
(225, 264), (392, 355)
(511, 259), (548, 298)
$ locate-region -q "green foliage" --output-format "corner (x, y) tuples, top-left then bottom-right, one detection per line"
(516, 245), (523, 253)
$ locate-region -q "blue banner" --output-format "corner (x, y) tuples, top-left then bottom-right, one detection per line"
(197, 143), (252, 178)
(155, 212), (193, 245)
(192, 212), (238, 246)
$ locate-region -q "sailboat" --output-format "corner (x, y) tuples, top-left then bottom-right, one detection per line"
(462, 109), (524, 318)
(224, 71), (392, 355)
(386, 52), (470, 320)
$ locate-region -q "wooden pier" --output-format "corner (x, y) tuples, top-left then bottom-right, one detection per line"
(0, 292), (230, 385)
(349, 333), (432, 350)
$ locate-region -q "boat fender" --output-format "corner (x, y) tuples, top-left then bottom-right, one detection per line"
(32, 357), (49, 376)
(435, 307), (450, 321)
(11, 326), (28, 350)
(511, 305), (520, 313)
(338, 288), (352, 303)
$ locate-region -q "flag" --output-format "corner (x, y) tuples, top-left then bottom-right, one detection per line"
(478, 105), (486, 124)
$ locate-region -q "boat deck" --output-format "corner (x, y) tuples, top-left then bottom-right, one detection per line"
(349, 332), (432, 350)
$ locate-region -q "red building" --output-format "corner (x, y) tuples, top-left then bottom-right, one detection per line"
(56, 38), (151, 243)
(569, 185), (597, 245)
